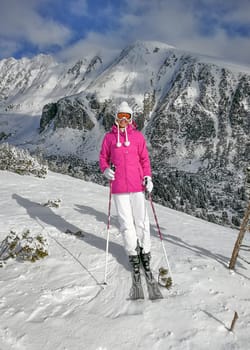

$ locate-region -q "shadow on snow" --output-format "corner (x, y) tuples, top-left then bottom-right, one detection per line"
(12, 194), (129, 276)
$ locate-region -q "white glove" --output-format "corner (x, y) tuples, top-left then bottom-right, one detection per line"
(104, 167), (115, 180)
(143, 176), (153, 193)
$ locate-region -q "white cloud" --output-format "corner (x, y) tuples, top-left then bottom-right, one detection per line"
(57, 31), (121, 62)
(223, 3), (250, 23)
(0, 0), (249, 66)
(0, 0), (72, 50)
(104, 0), (250, 66)
(24, 16), (72, 48)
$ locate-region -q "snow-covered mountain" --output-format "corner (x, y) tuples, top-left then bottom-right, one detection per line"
(1, 169), (250, 350)
(0, 40), (249, 227)
(0, 53), (103, 115)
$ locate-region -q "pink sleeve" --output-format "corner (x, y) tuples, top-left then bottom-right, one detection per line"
(99, 134), (111, 173)
(138, 133), (152, 177)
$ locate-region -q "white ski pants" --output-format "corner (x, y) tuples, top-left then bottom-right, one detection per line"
(113, 192), (151, 256)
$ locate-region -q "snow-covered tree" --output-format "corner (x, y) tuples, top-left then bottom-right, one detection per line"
(0, 143), (48, 178)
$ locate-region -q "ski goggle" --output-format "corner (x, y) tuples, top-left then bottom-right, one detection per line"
(116, 112), (131, 120)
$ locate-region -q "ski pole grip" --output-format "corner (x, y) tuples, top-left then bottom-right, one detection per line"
(110, 163), (116, 172)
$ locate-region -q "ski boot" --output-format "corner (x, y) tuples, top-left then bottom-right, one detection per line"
(128, 254), (144, 300)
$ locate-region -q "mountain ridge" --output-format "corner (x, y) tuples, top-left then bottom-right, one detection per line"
(0, 40), (249, 228)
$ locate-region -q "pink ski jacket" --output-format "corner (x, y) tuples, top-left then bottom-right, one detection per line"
(99, 123), (152, 194)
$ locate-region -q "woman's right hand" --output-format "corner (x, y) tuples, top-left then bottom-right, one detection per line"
(104, 168), (115, 180)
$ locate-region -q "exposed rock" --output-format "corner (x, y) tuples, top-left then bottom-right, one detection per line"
(40, 97), (95, 132)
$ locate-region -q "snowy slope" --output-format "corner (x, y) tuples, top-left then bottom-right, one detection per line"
(0, 170), (250, 350)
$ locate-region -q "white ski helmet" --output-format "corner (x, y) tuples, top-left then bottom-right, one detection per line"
(116, 101), (133, 123)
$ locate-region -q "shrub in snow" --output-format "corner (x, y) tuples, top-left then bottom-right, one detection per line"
(65, 228), (84, 237)
(0, 143), (48, 178)
(0, 229), (48, 266)
(0, 131), (11, 141)
(43, 199), (61, 208)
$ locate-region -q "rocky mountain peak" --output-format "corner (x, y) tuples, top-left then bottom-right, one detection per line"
(0, 40), (249, 228)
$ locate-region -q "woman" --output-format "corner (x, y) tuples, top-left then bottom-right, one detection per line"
(99, 101), (162, 299)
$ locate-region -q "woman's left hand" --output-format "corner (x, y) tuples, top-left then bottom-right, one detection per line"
(143, 176), (153, 193)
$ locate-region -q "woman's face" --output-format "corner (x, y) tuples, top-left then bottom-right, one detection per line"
(118, 118), (130, 128)
(116, 112), (131, 128)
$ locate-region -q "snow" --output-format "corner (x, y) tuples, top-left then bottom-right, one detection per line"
(0, 170), (250, 349)
(0, 113), (41, 147)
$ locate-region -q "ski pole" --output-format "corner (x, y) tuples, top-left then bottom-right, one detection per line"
(103, 182), (112, 284)
(103, 164), (115, 285)
(147, 192), (173, 284)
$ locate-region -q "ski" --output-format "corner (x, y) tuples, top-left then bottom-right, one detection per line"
(143, 269), (163, 300)
(129, 282), (144, 300)
(129, 270), (163, 300)
(136, 248), (163, 300)
(128, 254), (144, 300)
(128, 250), (165, 300)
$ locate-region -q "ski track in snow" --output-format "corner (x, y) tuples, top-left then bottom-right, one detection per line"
(0, 170), (250, 349)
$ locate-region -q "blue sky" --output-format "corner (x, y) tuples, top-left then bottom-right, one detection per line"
(1, 0), (250, 66)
